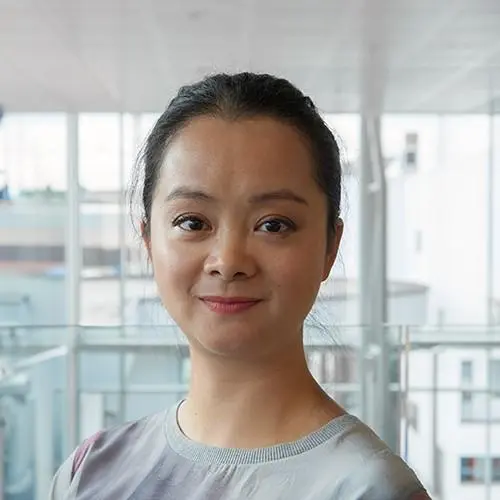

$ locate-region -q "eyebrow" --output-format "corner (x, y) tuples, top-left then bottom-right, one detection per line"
(165, 187), (215, 203)
(165, 187), (308, 206)
(249, 189), (309, 206)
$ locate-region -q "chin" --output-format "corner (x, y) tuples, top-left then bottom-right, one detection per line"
(190, 324), (271, 358)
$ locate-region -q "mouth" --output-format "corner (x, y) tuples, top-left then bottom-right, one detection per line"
(198, 296), (262, 314)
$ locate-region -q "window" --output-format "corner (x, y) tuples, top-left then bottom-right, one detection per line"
(461, 457), (485, 483)
(461, 391), (473, 421)
(460, 457), (500, 483)
(403, 132), (419, 171)
(407, 401), (419, 432)
(493, 458), (500, 482)
(461, 360), (473, 384)
(460, 362), (475, 422)
(490, 360), (500, 396)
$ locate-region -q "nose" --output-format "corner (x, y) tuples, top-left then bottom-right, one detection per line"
(203, 230), (257, 281)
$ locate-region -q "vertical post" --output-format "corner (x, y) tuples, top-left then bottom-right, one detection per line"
(485, 346), (492, 500)
(118, 113), (127, 423)
(359, 115), (372, 425)
(0, 415), (5, 500)
(118, 113), (127, 320)
(369, 117), (389, 444)
(432, 350), (439, 496)
(66, 113), (80, 451)
(402, 326), (410, 461)
(359, 0), (392, 445)
(33, 364), (55, 500)
(485, 78), (495, 500)
(359, 114), (390, 444)
(486, 79), (495, 327)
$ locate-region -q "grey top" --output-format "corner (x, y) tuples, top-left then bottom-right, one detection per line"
(50, 402), (426, 499)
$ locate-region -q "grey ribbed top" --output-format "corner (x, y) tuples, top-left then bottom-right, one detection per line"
(166, 401), (359, 465)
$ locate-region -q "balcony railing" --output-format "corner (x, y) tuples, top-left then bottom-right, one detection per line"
(1, 324), (500, 500)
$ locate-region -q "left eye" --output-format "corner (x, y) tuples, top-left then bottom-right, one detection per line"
(257, 219), (295, 234)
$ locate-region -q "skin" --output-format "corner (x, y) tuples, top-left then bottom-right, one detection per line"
(144, 115), (347, 449)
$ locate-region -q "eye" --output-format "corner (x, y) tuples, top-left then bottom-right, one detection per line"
(173, 215), (210, 232)
(257, 218), (296, 234)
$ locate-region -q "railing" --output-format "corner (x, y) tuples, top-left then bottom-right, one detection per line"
(1, 324), (500, 500)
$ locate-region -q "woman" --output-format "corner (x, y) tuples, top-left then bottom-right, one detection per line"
(50, 73), (429, 499)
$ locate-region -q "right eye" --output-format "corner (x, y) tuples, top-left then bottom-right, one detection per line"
(172, 215), (209, 232)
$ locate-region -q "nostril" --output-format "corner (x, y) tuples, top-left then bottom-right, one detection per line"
(209, 269), (247, 281)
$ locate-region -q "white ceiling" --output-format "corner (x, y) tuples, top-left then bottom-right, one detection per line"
(1, 0), (500, 113)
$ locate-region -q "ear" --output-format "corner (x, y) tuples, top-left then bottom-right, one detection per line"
(141, 220), (153, 263)
(322, 218), (344, 281)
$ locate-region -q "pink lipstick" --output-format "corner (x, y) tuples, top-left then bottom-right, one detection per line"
(199, 296), (261, 314)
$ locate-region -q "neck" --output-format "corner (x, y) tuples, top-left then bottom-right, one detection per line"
(178, 341), (343, 449)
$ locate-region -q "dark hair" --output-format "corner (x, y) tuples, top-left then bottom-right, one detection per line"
(131, 72), (342, 237)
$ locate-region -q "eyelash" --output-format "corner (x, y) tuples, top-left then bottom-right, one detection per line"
(256, 217), (296, 234)
(172, 214), (209, 232)
(172, 215), (297, 235)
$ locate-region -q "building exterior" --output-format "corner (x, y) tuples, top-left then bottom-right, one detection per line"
(1, 114), (499, 499)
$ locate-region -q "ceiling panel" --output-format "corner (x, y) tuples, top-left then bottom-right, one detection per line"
(0, 0), (499, 113)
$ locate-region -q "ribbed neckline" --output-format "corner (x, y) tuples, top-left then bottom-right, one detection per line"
(164, 400), (359, 465)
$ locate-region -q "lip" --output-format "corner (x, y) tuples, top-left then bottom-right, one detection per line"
(199, 296), (262, 314)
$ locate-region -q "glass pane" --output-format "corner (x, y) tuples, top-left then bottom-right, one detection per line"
(382, 114), (489, 325)
(79, 114), (120, 194)
(490, 360), (500, 394)
(493, 117), (500, 323)
(124, 113), (160, 279)
(124, 113), (165, 327)
(461, 360), (473, 384)
(79, 202), (121, 325)
(460, 457), (485, 483)
(78, 114), (124, 325)
(0, 113), (67, 326)
(492, 458), (500, 482)
(323, 114), (359, 282)
(461, 391), (473, 421)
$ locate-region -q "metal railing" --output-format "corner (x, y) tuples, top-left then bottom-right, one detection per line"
(1, 324), (500, 500)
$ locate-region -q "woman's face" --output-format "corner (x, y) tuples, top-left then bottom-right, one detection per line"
(146, 116), (342, 359)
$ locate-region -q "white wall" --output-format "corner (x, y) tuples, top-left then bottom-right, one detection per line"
(382, 115), (492, 325)
(493, 117), (500, 320)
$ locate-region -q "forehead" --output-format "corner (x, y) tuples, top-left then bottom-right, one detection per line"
(158, 116), (320, 197)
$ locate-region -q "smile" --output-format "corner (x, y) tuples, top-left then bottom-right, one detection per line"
(199, 296), (262, 314)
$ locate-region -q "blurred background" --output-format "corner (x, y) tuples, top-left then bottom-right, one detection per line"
(0, 1), (499, 499)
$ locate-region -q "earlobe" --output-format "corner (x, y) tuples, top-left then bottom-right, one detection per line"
(322, 218), (344, 281)
(141, 220), (153, 263)
(321, 253), (336, 282)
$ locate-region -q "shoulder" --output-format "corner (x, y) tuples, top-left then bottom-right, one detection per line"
(49, 449), (75, 500)
(325, 417), (428, 499)
(49, 410), (167, 499)
(355, 450), (428, 499)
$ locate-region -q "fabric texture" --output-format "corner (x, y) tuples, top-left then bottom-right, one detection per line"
(50, 401), (426, 500)
(71, 432), (102, 481)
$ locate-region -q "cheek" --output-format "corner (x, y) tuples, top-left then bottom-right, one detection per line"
(151, 251), (200, 325)
(150, 234), (198, 296)
(269, 249), (325, 305)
